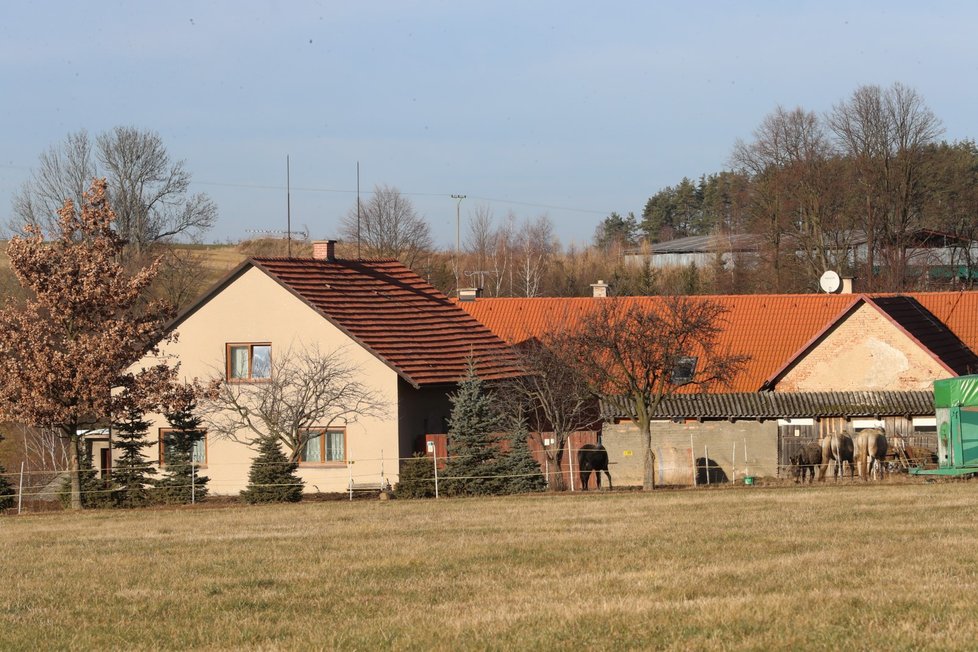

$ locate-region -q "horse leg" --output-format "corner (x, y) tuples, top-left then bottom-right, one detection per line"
(580, 469), (589, 491)
(604, 470), (613, 490)
(595, 470), (602, 490)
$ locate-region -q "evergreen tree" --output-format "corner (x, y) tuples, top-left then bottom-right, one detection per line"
(394, 452), (437, 499)
(240, 436), (303, 504)
(495, 420), (547, 494)
(156, 400), (209, 504)
(0, 434), (15, 512)
(59, 449), (114, 509)
(111, 406), (156, 507)
(441, 364), (504, 496)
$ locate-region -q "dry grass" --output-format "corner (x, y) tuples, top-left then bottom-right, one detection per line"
(2, 482), (978, 650)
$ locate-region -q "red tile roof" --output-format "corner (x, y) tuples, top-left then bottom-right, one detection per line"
(176, 257), (522, 387)
(458, 292), (978, 392)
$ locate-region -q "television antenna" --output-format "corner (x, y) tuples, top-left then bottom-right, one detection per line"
(819, 270), (841, 293)
(246, 227), (309, 240)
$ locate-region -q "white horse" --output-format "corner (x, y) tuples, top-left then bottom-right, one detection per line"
(854, 428), (888, 480)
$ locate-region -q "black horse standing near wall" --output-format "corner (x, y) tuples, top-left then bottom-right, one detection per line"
(578, 444), (612, 490)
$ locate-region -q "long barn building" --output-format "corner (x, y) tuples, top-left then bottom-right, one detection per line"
(459, 291), (978, 485)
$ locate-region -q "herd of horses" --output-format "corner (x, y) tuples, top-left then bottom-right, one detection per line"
(577, 428), (916, 490)
(789, 428), (891, 482)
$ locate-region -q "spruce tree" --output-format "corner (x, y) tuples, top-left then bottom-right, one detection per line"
(394, 452), (437, 499)
(157, 400), (209, 504)
(240, 436), (303, 503)
(496, 420), (547, 494)
(59, 449), (114, 509)
(441, 364), (504, 496)
(0, 434), (15, 512)
(111, 406), (155, 507)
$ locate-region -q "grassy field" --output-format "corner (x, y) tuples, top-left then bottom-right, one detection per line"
(2, 483), (978, 650)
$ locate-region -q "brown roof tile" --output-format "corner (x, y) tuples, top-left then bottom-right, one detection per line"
(247, 257), (522, 387)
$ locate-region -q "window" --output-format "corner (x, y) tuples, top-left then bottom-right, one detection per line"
(300, 429), (346, 464)
(672, 356), (698, 384)
(159, 428), (207, 466)
(227, 343), (272, 380)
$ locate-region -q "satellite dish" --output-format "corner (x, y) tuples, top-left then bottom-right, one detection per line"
(819, 270), (841, 293)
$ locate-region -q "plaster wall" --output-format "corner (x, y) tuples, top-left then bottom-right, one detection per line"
(131, 266), (402, 495)
(602, 419), (777, 486)
(777, 303), (949, 392)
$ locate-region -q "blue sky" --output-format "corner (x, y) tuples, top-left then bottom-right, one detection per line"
(2, 1), (977, 248)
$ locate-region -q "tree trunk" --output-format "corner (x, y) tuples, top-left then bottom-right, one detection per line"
(642, 422), (656, 491)
(67, 431), (82, 510)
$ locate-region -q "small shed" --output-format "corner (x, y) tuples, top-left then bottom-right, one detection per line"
(912, 375), (978, 476)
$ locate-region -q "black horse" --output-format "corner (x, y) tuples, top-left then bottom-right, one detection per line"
(789, 442), (822, 483)
(578, 444), (612, 490)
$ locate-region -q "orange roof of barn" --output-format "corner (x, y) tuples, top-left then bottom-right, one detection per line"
(458, 292), (978, 392)
(170, 257), (522, 388)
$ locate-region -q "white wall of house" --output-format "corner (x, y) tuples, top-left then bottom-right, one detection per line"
(131, 266), (402, 495)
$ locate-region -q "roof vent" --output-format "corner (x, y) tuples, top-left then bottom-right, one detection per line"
(313, 240), (337, 261)
(458, 287), (482, 302)
(590, 280), (609, 298)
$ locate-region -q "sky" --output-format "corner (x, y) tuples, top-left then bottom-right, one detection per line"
(2, 1), (977, 249)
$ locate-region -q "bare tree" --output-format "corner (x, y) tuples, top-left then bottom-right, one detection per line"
(500, 334), (599, 490)
(15, 423), (70, 473)
(151, 247), (210, 311)
(829, 83), (944, 289)
(516, 215), (557, 297)
(12, 127), (217, 257)
(463, 203), (496, 290)
(565, 297), (748, 490)
(732, 106), (854, 290)
(205, 343), (386, 462)
(339, 184), (433, 269)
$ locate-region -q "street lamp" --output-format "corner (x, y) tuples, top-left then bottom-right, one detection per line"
(451, 194), (466, 293)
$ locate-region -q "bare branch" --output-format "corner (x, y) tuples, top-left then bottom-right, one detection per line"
(204, 343), (388, 462)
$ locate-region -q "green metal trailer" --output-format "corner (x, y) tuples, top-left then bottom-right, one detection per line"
(911, 375), (978, 477)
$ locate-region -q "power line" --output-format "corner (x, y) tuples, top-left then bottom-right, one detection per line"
(192, 180), (611, 216)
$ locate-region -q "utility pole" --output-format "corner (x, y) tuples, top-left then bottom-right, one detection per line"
(451, 194), (466, 295)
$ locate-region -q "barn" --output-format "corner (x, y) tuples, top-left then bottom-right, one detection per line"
(460, 290), (978, 486)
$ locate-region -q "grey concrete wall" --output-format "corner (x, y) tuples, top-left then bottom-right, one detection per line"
(603, 419), (778, 486)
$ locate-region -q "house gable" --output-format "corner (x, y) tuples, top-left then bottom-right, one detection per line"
(157, 265), (400, 392)
(773, 302), (951, 392)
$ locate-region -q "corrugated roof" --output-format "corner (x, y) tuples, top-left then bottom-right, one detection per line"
(207, 257), (522, 387)
(640, 233), (765, 254)
(458, 292), (978, 392)
(600, 390), (934, 420)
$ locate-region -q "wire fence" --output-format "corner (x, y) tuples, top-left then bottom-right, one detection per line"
(1, 447), (942, 515)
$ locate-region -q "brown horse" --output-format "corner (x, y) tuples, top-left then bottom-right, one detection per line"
(817, 432), (854, 481)
(854, 428), (888, 480)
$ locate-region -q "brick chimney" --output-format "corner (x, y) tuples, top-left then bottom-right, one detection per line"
(312, 240), (337, 262)
(590, 280), (609, 298)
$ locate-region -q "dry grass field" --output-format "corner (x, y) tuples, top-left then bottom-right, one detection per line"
(2, 482), (978, 650)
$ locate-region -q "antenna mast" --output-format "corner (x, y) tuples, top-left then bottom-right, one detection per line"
(286, 155), (292, 257)
(356, 161), (361, 259)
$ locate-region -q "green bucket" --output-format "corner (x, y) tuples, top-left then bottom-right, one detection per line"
(744, 476), (755, 486)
